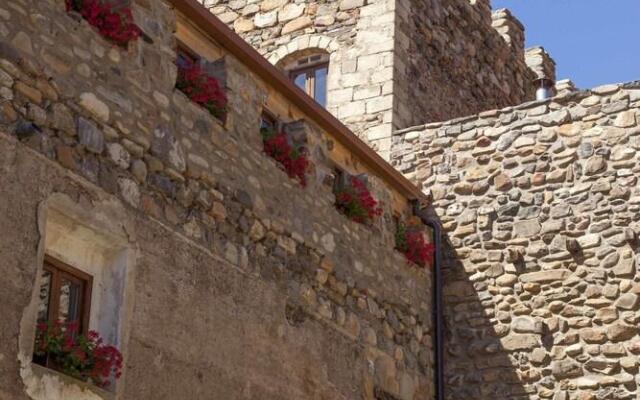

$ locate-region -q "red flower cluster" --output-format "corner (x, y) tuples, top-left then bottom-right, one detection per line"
(65, 0), (141, 46)
(334, 176), (383, 224)
(262, 128), (310, 186)
(176, 59), (228, 120)
(395, 223), (435, 268)
(35, 321), (123, 387)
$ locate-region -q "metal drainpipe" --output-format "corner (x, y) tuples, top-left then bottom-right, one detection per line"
(412, 200), (444, 400)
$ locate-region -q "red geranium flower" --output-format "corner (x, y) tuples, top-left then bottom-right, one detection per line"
(261, 128), (310, 187)
(33, 321), (123, 387)
(395, 223), (434, 268)
(176, 59), (228, 120)
(334, 176), (383, 224)
(65, 0), (141, 46)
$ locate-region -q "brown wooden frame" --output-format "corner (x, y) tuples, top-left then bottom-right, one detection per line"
(41, 256), (93, 336)
(289, 62), (328, 103)
(260, 109), (278, 132)
(176, 40), (199, 66)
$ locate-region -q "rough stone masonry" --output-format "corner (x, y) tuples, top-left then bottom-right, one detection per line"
(1, 0), (639, 399)
(393, 83), (640, 399)
(0, 0), (432, 399)
(204, 0), (549, 161)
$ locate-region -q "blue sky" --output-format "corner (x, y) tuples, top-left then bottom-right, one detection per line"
(492, 0), (639, 89)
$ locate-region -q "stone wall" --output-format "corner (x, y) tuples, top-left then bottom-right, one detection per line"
(393, 0), (537, 128)
(0, 1), (432, 399)
(204, 0), (546, 161)
(392, 82), (640, 399)
(201, 0), (399, 159)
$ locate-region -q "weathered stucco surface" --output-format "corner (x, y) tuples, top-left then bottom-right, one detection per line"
(0, 0), (432, 399)
(393, 83), (640, 399)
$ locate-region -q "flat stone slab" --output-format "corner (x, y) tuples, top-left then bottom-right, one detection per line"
(519, 269), (571, 283)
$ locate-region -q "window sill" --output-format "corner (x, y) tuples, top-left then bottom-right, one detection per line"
(175, 88), (227, 129)
(30, 363), (115, 400)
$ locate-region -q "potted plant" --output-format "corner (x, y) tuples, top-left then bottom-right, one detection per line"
(65, 0), (141, 46)
(334, 174), (383, 224)
(176, 58), (228, 121)
(395, 217), (435, 267)
(261, 126), (310, 187)
(34, 320), (123, 388)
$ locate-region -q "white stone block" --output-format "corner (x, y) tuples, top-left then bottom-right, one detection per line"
(338, 101), (365, 118)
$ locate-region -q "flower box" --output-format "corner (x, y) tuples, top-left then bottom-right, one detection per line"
(261, 125), (310, 187)
(395, 218), (435, 268)
(176, 58), (228, 121)
(34, 321), (123, 388)
(30, 363), (115, 399)
(334, 174), (383, 224)
(65, 0), (141, 46)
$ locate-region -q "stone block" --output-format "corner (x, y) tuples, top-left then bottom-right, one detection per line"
(512, 219), (541, 238)
(615, 293), (639, 310)
(607, 324), (638, 342)
(551, 359), (583, 379)
(77, 117), (104, 154)
(79, 92), (109, 122)
(281, 16), (312, 34)
(519, 269), (571, 283)
(339, 0), (364, 11)
(278, 4), (305, 22)
(501, 333), (539, 351)
(254, 11), (277, 28)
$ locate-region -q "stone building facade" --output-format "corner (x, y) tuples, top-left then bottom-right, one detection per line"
(2, 0), (639, 400)
(203, 1), (640, 398)
(393, 83), (640, 399)
(203, 0), (553, 160)
(0, 0), (434, 399)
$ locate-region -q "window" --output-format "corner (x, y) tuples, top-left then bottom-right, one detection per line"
(36, 256), (93, 334)
(175, 41), (228, 122)
(177, 43), (198, 68)
(288, 54), (329, 107)
(260, 110), (278, 133)
(33, 256), (92, 367)
(19, 198), (132, 393)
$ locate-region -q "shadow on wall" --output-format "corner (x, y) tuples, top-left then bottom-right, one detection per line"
(436, 222), (531, 400)
(394, 82), (640, 400)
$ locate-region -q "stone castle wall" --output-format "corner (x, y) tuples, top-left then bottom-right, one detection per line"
(203, 0), (543, 161)
(0, 1), (432, 399)
(392, 83), (640, 399)
(393, 0), (537, 127)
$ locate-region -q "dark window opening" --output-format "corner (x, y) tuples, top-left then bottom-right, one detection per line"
(260, 110), (278, 134)
(332, 167), (346, 192)
(177, 43), (199, 68)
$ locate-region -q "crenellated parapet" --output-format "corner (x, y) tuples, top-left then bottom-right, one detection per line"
(491, 8), (526, 58)
(468, 0), (493, 25)
(555, 78), (578, 96)
(525, 46), (557, 83)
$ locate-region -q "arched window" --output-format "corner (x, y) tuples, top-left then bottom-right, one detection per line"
(282, 53), (329, 107)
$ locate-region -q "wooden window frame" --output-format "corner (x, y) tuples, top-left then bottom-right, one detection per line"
(176, 41), (199, 67)
(41, 256), (93, 336)
(260, 109), (278, 132)
(289, 62), (329, 102)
